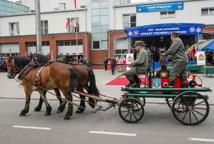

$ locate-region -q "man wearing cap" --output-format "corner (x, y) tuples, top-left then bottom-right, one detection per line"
(160, 32), (188, 86)
(125, 41), (149, 87)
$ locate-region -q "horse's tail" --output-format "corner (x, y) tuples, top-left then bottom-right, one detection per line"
(69, 67), (78, 92)
(88, 68), (100, 96)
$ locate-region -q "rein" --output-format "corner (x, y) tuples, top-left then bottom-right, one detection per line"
(17, 61), (35, 80)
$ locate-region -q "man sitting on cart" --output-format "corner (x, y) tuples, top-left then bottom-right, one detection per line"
(160, 32), (189, 87)
(125, 41), (149, 87)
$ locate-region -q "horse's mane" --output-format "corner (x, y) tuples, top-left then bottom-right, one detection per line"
(14, 56), (31, 68)
(34, 54), (49, 65)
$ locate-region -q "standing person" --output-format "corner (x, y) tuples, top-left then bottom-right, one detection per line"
(103, 58), (108, 71)
(151, 46), (159, 62)
(125, 41), (148, 87)
(81, 56), (90, 67)
(160, 32), (188, 86)
(111, 57), (117, 75)
(145, 46), (152, 72)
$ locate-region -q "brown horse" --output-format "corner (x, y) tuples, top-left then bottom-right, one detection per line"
(7, 56), (78, 120)
(35, 63), (100, 114)
(32, 54), (100, 114)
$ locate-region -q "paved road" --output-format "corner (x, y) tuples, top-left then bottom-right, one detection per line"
(0, 99), (213, 144)
(0, 71), (214, 144)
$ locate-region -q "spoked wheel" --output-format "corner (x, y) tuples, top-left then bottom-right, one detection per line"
(119, 98), (144, 123)
(136, 97), (146, 107)
(166, 98), (174, 109)
(172, 91), (209, 125)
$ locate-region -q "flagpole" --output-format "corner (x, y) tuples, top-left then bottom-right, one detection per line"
(75, 25), (78, 56)
(35, 0), (42, 54)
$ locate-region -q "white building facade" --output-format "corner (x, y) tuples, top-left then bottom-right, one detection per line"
(0, 0), (213, 67)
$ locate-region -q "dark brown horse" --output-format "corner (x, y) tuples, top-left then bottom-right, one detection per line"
(7, 56), (78, 120)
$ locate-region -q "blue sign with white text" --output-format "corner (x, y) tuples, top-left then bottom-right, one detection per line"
(136, 1), (184, 13)
(125, 23), (204, 38)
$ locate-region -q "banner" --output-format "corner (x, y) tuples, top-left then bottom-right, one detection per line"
(136, 1), (184, 13)
(125, 23), (204, 38)
(126, 53), (134, 71)
(196, 51), (206, 65)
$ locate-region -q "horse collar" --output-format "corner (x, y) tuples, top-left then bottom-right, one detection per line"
(34, 66), (44, 86)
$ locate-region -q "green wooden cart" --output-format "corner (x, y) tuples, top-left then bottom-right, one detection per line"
(118, 87), (211, 125)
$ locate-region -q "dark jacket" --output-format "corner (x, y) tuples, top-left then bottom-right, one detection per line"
(165, 38), (188, 62)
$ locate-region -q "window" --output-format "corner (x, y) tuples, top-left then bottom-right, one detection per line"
(114, 0), (131, 6)
(41, 20), (48, 34)
(201, 8), (208, 15)
(91, 0), (109, 49)
(202, 33), (214, 40)
(65, 17), (79, 33)
(160, 11), (176, 18)
(9, 22), (19, 36)
(130, 15), (136, 27)
(93, 41), (100, 49)
(42, 42), (49, 46)
(57, 40), (83, 46)
(123, 14), (136, 28)
(201, 7), (214, 15)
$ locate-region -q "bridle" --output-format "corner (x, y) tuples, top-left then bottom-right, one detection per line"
(7, 59), (20, 76)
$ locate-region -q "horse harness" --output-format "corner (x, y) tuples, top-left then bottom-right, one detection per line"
(18, 61), (48, 86)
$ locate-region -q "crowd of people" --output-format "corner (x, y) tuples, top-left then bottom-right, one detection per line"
(0, 55), (11, 72)
(57, 54), (90, 67)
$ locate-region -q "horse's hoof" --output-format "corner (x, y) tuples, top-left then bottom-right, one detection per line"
(64, 115), (70, 120)
(45, 112), (51, 116)
(34, 107), (41, 112)
(19, 110), (26, 116)
(57, 106), (65, 114)
(89, 104), (95, 109)
(45, 106), (52, 116)
(76, 107), (85, 114)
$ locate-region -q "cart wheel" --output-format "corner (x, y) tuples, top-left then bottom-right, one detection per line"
(172, 91), (209, 125)
(119, 98), (144, 123)
(166, 98), (174, 108)
(136, 97), (146, 107)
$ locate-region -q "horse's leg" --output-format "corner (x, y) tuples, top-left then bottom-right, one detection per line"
(61, 89), (73, 120)
(34, 96), (43, 112)
(87, 86), (96, 109)
(39, 90), (52, 116)
(87, 69), (99, 109)
(76, 87), (86, 114)
(54, 88), (66, 114)
(20, 86), (32, 116)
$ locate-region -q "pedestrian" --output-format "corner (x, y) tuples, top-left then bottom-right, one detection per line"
(80, 56), (90, 67)
(103, 58), (108, 71)
(160, 32), (188, 87)
(145, 46), (152, 72)
(111, 57), (117, 75)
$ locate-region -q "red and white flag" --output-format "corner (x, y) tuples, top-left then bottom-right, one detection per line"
(72, 19), (78, 28)
(73, 0), (77, 9)
(65, 18), (71, 29)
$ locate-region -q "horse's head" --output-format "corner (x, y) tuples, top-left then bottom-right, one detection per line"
(7, 57), (19, 79)
(7, 56), (31, 79)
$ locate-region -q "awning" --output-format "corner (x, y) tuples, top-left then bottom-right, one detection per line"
(202, 39), (214, 52)
(125, 23), (205, 38)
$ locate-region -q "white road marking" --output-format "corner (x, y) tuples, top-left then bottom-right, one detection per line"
(89, 130), (136, 137)
(12, 125), (51, 131)
(189, 138), (214, 143)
